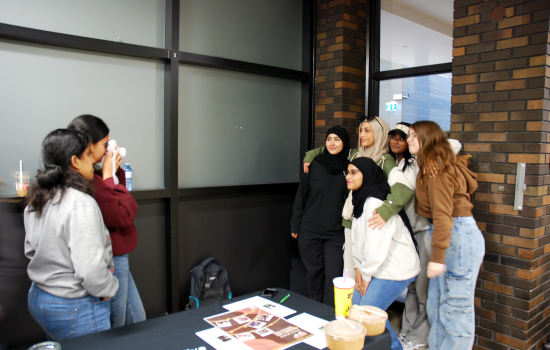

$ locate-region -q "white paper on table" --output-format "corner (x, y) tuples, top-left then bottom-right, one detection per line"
(287, 313), (329, 350)
(223, 296), (296, 318)
(196, 327), (252, 350)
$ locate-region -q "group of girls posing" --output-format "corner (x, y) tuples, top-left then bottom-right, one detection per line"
(25, 115), (145, 341)
(291, 117), (484, 350)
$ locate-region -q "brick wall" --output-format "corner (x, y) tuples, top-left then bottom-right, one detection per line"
(451, 0), (550, 349)
(315, 0), (368, 148)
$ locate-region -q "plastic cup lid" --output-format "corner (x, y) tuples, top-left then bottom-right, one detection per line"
(333, 277), (355, 289)
(324, 319), (366, 340)
(348, 305), (388, 322)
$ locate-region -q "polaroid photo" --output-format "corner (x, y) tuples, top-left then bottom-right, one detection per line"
(248, 321), (267, 329)
(256, 314), (273, 322)
(235, 332), (256, 341)
(254, 327), (274, 337)
(233, 315), (252, 324)
(215, 320), (232, 328)
(217, 335), (233, 342)
(263, 304), (276, 309)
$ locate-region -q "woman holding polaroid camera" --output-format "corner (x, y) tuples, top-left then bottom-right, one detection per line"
(68, 115), (146, 327)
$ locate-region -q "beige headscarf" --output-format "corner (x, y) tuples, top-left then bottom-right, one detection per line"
(343, 116), (391, 221)
(355, 117), (390, 163)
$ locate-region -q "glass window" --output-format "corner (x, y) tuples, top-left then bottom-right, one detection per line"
(180, 0), (302, 70)
(178, 65), (301, 188)
(380, 0), (452, 71)
(0, 0), (165, 48)
(379, 73), (452, 130)
(0, 39), (164, 196)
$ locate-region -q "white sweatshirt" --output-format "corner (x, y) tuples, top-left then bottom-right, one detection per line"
(25, 188), (119, 299)
(396, 158), (430, 234)
(351, 197), (420, 283)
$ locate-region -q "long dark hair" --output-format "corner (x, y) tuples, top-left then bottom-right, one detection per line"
(388, 122), (414, 172)
(26, 129), (94, 217)
(67, 114), (109, 143)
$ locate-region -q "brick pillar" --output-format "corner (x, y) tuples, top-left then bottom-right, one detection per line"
(451, 0), (550, 349)
(315, 0), (367, 149)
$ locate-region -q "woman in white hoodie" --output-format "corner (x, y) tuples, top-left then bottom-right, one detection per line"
(346, 157), (420, 350)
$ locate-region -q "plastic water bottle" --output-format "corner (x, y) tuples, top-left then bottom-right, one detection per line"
(125, 163), (133, 191)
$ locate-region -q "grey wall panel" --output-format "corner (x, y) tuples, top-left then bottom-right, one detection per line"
(0, 0), (165, 48)
(177, 189), (299, 306)
(0, 39), (165, 196)
(131, 199), (167, 318)
(178, 65), (301, 188)
(180, 0), (302, 70)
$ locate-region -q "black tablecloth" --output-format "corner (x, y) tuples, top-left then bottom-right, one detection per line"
(60, 289), (391, 350)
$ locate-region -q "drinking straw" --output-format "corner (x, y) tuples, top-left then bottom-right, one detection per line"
(335, 315), (356, 329)
(19, 160), (23, 186)
(355, 305), (388, 318)
(343, 269), (348, 283)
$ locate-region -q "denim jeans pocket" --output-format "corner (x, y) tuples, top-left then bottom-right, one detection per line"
(444, 303), (473, 338)
(445, 270), (471, 302)
(40, 307), (77, 340)
(466, 229), (485, 260)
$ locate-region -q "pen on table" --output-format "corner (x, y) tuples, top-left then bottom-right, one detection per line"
(280, 294), (290, 304)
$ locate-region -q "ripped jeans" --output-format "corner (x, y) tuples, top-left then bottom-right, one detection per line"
(427, 217), (485, 350)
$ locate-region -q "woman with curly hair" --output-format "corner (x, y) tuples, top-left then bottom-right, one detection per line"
(408, 121), (484, 350)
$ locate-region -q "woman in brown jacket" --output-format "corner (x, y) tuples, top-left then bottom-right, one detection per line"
(407, 121), (485, 350)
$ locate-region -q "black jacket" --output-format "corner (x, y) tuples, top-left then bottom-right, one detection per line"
(290, 160), (348, 239)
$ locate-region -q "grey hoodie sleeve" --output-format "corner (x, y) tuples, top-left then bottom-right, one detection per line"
(65, 205), (119, 297)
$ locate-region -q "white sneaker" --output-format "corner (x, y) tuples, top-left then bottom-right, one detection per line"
(399, 335), (429, 350)
(397, 333), (408, 342)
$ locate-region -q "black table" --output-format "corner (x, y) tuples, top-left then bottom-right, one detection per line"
(60, 289), (391, 350)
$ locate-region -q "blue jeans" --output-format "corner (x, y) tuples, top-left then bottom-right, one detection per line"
(353, 276), (416, 350)
(110, 254), (146, 327)
(28, 282), (110, 341)
(427, 217), (484, 350)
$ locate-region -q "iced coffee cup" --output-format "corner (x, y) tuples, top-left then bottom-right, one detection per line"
(324, 319), (366, 350)
(333, 277), (355, 317)
(14, 171), (30, 197)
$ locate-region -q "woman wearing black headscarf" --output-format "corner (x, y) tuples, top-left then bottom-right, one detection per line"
(290, 126), (350, 307)
(347, 158), (420, 350)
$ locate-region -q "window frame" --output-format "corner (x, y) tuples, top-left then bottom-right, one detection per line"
(366, 0), (452, 117)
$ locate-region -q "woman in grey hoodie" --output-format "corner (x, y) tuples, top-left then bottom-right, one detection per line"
(25, 129), (119, 341)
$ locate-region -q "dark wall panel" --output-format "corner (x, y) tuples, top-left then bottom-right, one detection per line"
(131, 199), (167, 318)
(0, 200), (46, 348)
(178, 190), (299, 307)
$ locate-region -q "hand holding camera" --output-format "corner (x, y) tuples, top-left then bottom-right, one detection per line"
(107, 140), (127, 158)
(102, 140), (126, 183)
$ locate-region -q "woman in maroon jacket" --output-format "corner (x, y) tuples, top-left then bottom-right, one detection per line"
(68, 115), (146, 327)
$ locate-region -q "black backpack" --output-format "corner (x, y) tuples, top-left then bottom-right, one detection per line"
(184, 257), (232, 310)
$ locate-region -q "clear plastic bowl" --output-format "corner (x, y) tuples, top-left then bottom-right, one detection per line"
(347, 305), (388, 336)
(324, 319), (367, 350)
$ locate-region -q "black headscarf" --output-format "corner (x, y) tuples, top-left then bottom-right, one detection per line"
(350, 157), (419, 254)
(350, 158), (390, 219)
(316, 126), (350, 175)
